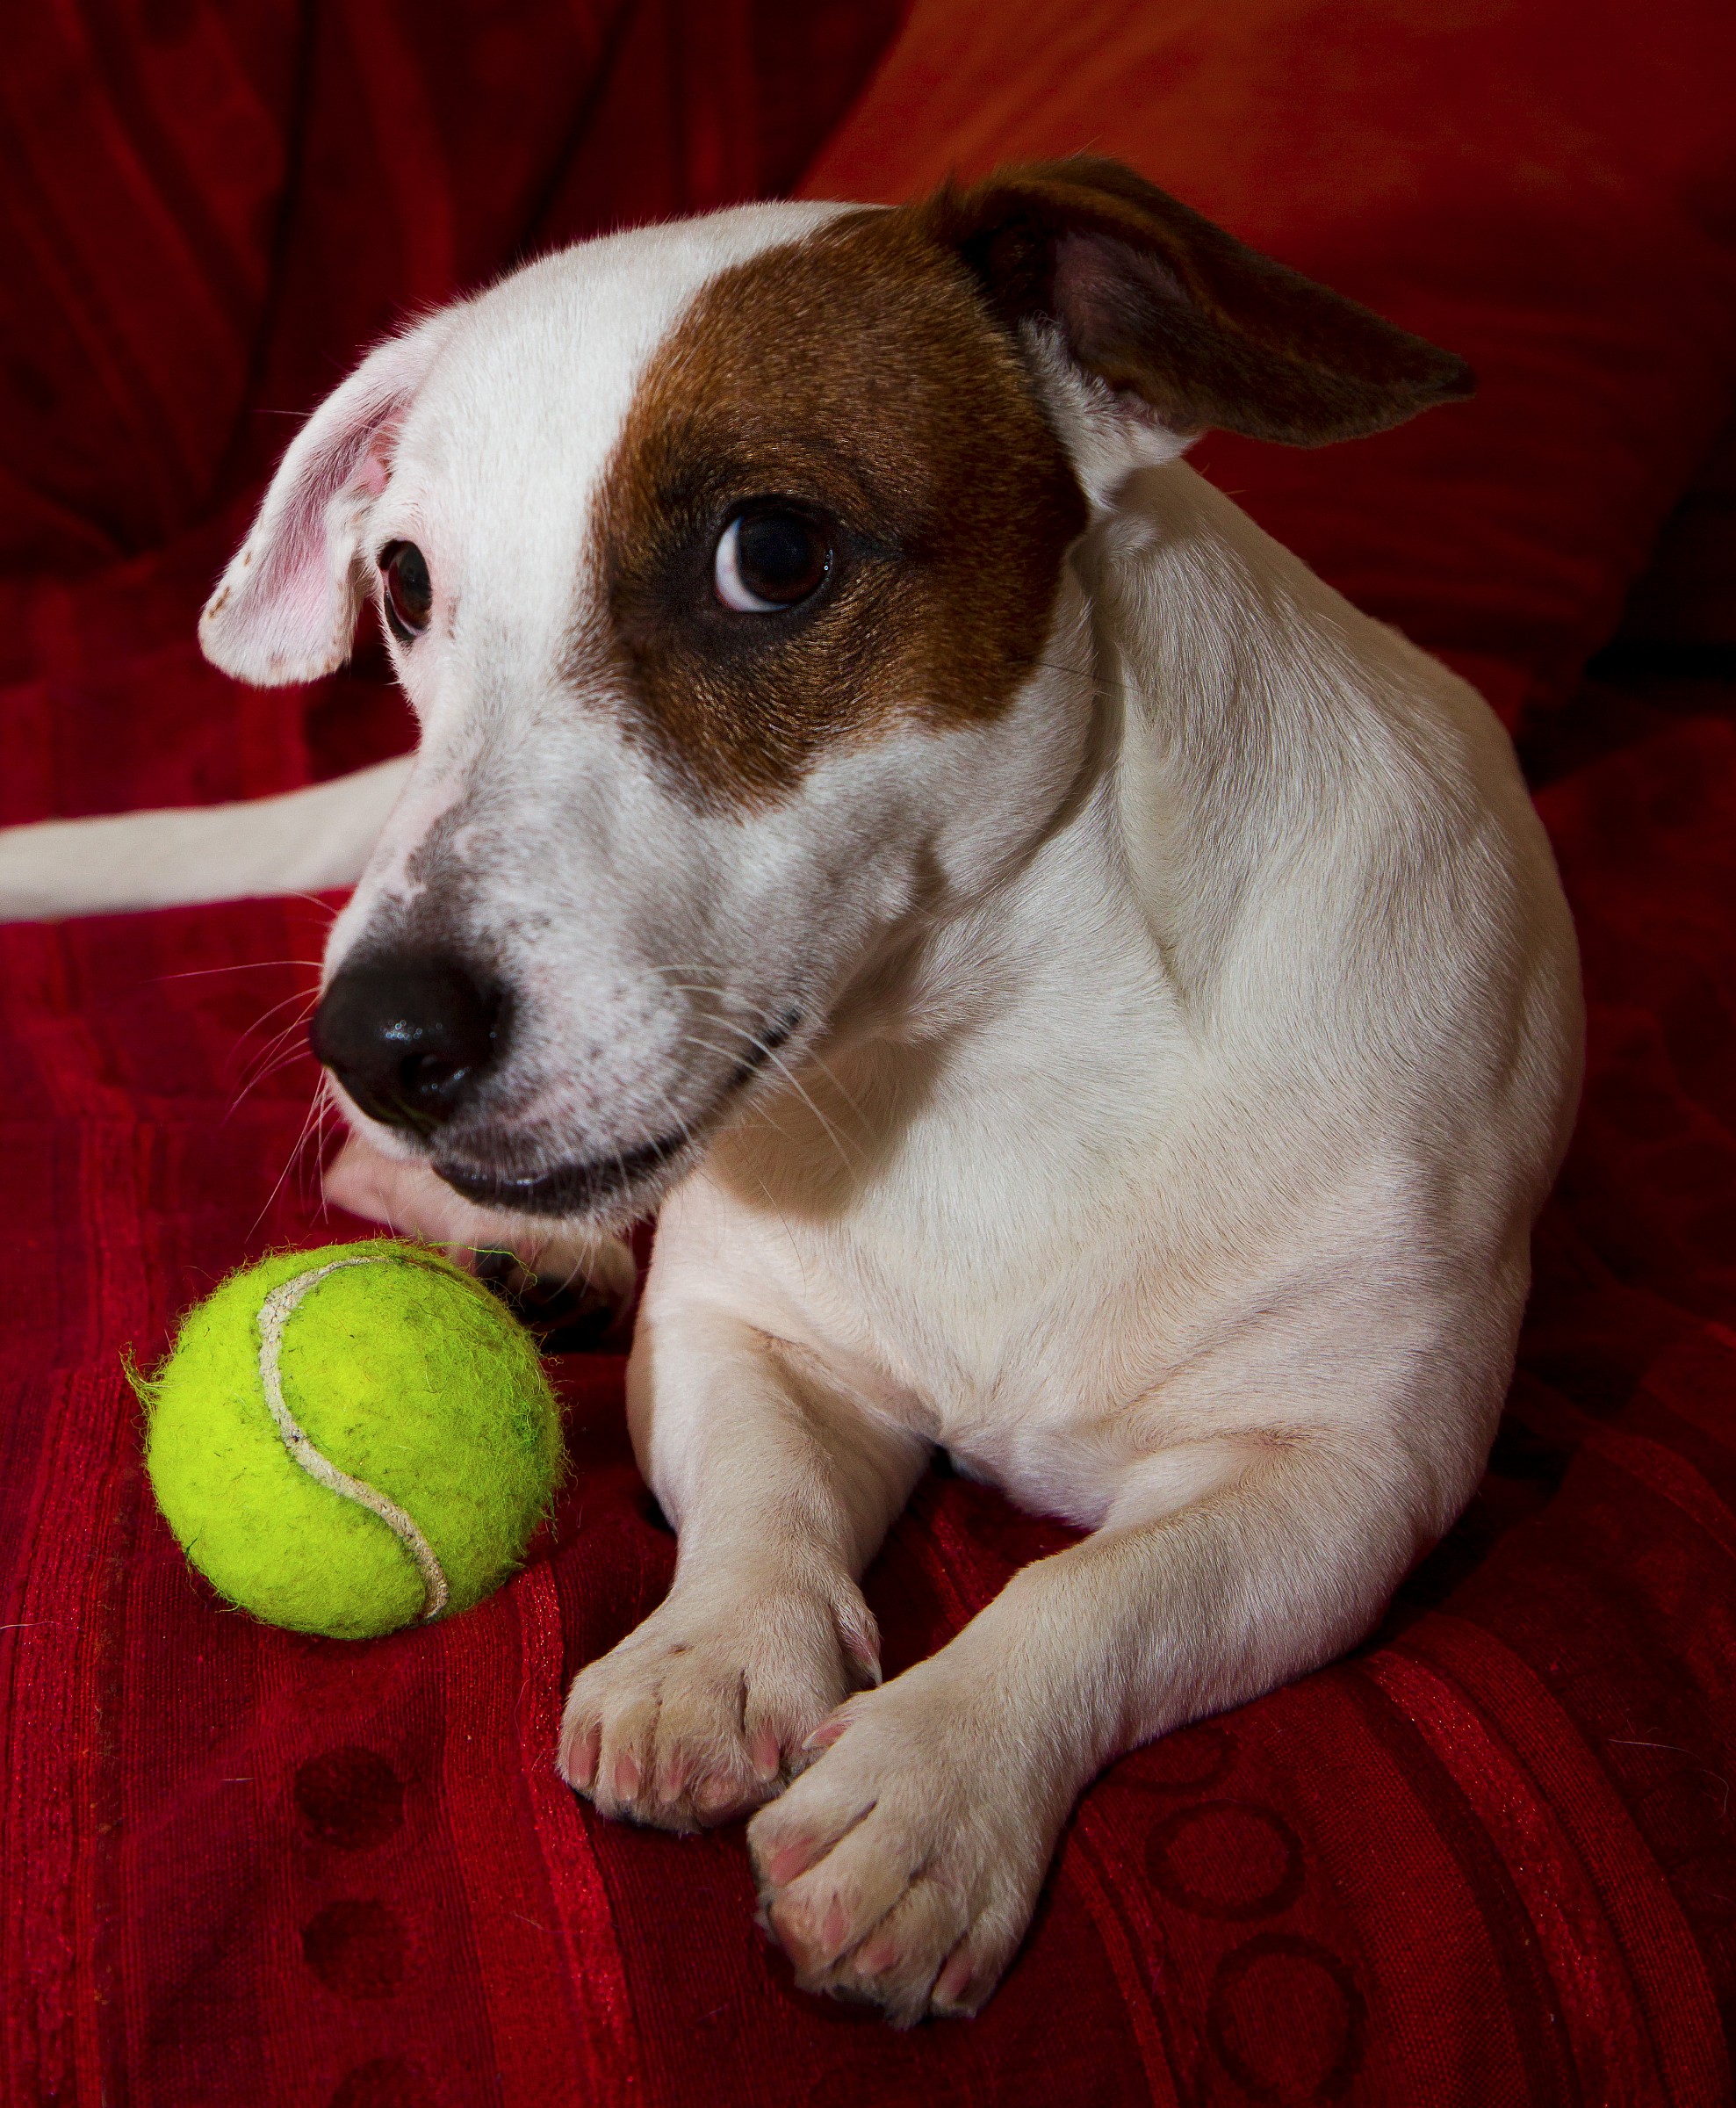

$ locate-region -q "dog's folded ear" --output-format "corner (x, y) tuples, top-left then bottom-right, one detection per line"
(923, 157), (1473, 451)
(198, 314), (455, 687)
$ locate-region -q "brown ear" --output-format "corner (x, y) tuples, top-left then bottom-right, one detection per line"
(922, 157), (1473, 447)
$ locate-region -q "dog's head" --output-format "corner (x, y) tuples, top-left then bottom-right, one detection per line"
(201, 160), (1470, 1225)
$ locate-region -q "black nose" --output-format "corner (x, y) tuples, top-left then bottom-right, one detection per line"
(310, 956), (502, 1134)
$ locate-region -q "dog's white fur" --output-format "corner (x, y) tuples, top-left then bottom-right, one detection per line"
(0, 193), (1581, 2024)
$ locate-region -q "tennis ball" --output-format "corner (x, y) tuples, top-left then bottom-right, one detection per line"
(137, 1240), (564, 1640)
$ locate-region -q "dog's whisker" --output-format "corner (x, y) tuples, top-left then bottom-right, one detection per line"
(752, 1052), (866, 1175)
(1025, 643), (1139, 689)
(240, 999), (318, 1056)
(660, 993), (873, 1154)
(681, 1024), (864, 1180)
(606, 973), (868, 1161)
(309, 1084), (343, 1223)
(230, 989), (321, 1061)
(675, 1033), (807, 1151)
(224, 1014), (321, 1117)
(249, 1081), (334, 1240)
(287, 1104), (331, 1224)
(802, 1050), (869, 1132)
(234, 1041), (308, 1098)
(222, 1051), (318, 1129)
(615, 973), (864, 1166)
(155, 957), (325, 984)
(229, 984), (319, 1045)
(227, 1007), (320, 1107)
(228, 1035), (307, 1103)
(294, 1086), (335, 1198)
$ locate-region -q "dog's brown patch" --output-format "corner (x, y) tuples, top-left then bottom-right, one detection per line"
(579, 206), (1089, 808)
(577, 161), (1472, 807)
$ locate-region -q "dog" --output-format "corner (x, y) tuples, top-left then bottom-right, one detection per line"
(0, 160), (1582, 2025)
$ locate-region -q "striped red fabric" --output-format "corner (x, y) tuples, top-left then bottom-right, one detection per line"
(3, 4), (1734, 2103)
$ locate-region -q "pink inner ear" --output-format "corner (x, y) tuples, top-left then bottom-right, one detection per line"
(233, 413), (405, 662)
(259, 434), (389, 639)
(1054, 227), (1187, 335)
(354, 443), (394, 500)
(1053, 227), (1120, 312)
(202, 318), (448, 682)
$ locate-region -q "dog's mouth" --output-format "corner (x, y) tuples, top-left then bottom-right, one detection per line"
(434, 1130), (689, 1217)
(429, 1005), (800, 1220)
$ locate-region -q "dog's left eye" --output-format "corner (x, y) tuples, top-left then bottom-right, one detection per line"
(379, 541), (433, 642)
(713, 509), (832, 613)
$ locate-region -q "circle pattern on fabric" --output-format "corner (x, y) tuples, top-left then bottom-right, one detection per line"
(1207, 1933), (1368, 2103)
(1144, 1800), (1306, 1921)
(329, 2056), (435, 2108)
(294, 1746), (406, 1852)
(1126, 1722), (1239, 1795)
(302, 1898), (407, 1999)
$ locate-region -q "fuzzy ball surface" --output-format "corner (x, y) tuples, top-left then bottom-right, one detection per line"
(140, 1240), (564, 1639)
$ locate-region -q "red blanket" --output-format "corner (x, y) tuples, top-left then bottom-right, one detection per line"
(3, 6), (1732, 2104)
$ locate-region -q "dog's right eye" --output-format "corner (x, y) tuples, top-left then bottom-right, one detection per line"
(713, 508), (833, 614)
(379, 541), (433, 642)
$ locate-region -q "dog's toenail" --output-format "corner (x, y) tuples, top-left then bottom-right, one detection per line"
(856, 1935), (898, 1976)
(749, 1727), (781, 1780)
(934, 1948), (975, 2007)
(767, 1840), (817, 1886)
(565, 1729), (600, 1790)
(820, 1900), (852, 1955)
(695, 1775), (738, 1816)
(613, 1753), (640, 1800)
(802, 1715), (846, 1753)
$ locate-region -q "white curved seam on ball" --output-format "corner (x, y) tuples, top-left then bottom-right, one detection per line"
(256, 1256), (451, 1621)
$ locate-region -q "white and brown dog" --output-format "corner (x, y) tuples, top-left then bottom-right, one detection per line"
(0, 161), (1581, 2024)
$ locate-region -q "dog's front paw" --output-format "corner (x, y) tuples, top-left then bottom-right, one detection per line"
(557, 1572), (879, 1834)
(746, 1666), (1062, 2025)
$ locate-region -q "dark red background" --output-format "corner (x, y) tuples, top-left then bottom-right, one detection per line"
(2, 4), (1733, 2103)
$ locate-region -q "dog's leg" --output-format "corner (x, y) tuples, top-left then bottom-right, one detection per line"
(747, 1424), (1435, 2025)
(0, 757), (411, 922)
(557, 1306), (929, 1833)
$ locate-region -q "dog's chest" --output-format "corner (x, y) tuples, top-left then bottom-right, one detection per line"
(669, 1152), (1207, 1523)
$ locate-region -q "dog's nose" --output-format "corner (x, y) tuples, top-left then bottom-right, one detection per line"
(311, 956), (502, 1133)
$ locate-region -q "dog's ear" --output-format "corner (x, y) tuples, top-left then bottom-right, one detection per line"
(198, 316), (454, 687)
(924, 158), (1473, 453)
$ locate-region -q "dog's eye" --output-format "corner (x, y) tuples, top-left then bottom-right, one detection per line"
(713, 509), (832, 614)
(379, 541), (432, 642)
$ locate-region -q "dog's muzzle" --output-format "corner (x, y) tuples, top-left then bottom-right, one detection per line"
(433, 1137), (688, 1217)
(311, 952), (502, 1136)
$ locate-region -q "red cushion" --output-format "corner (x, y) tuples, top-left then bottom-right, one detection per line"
(802, 0), (1736, 726)
(0, 0), (900, 574)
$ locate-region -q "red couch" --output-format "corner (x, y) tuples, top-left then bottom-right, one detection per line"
(3, 5), (1732, 2103)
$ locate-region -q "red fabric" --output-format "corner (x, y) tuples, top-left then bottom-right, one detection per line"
(803, 0), (1736, 728)
(0, 0), (900, 573)
(4, 5), (1736, 2105)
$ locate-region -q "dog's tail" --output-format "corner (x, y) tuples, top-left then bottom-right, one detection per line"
(0, 757), (412, 922)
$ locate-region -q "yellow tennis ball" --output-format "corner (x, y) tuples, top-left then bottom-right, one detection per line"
(137, 1240), (564, 1639)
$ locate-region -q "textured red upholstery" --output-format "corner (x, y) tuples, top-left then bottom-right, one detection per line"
(4, 5), (1735, 2104)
